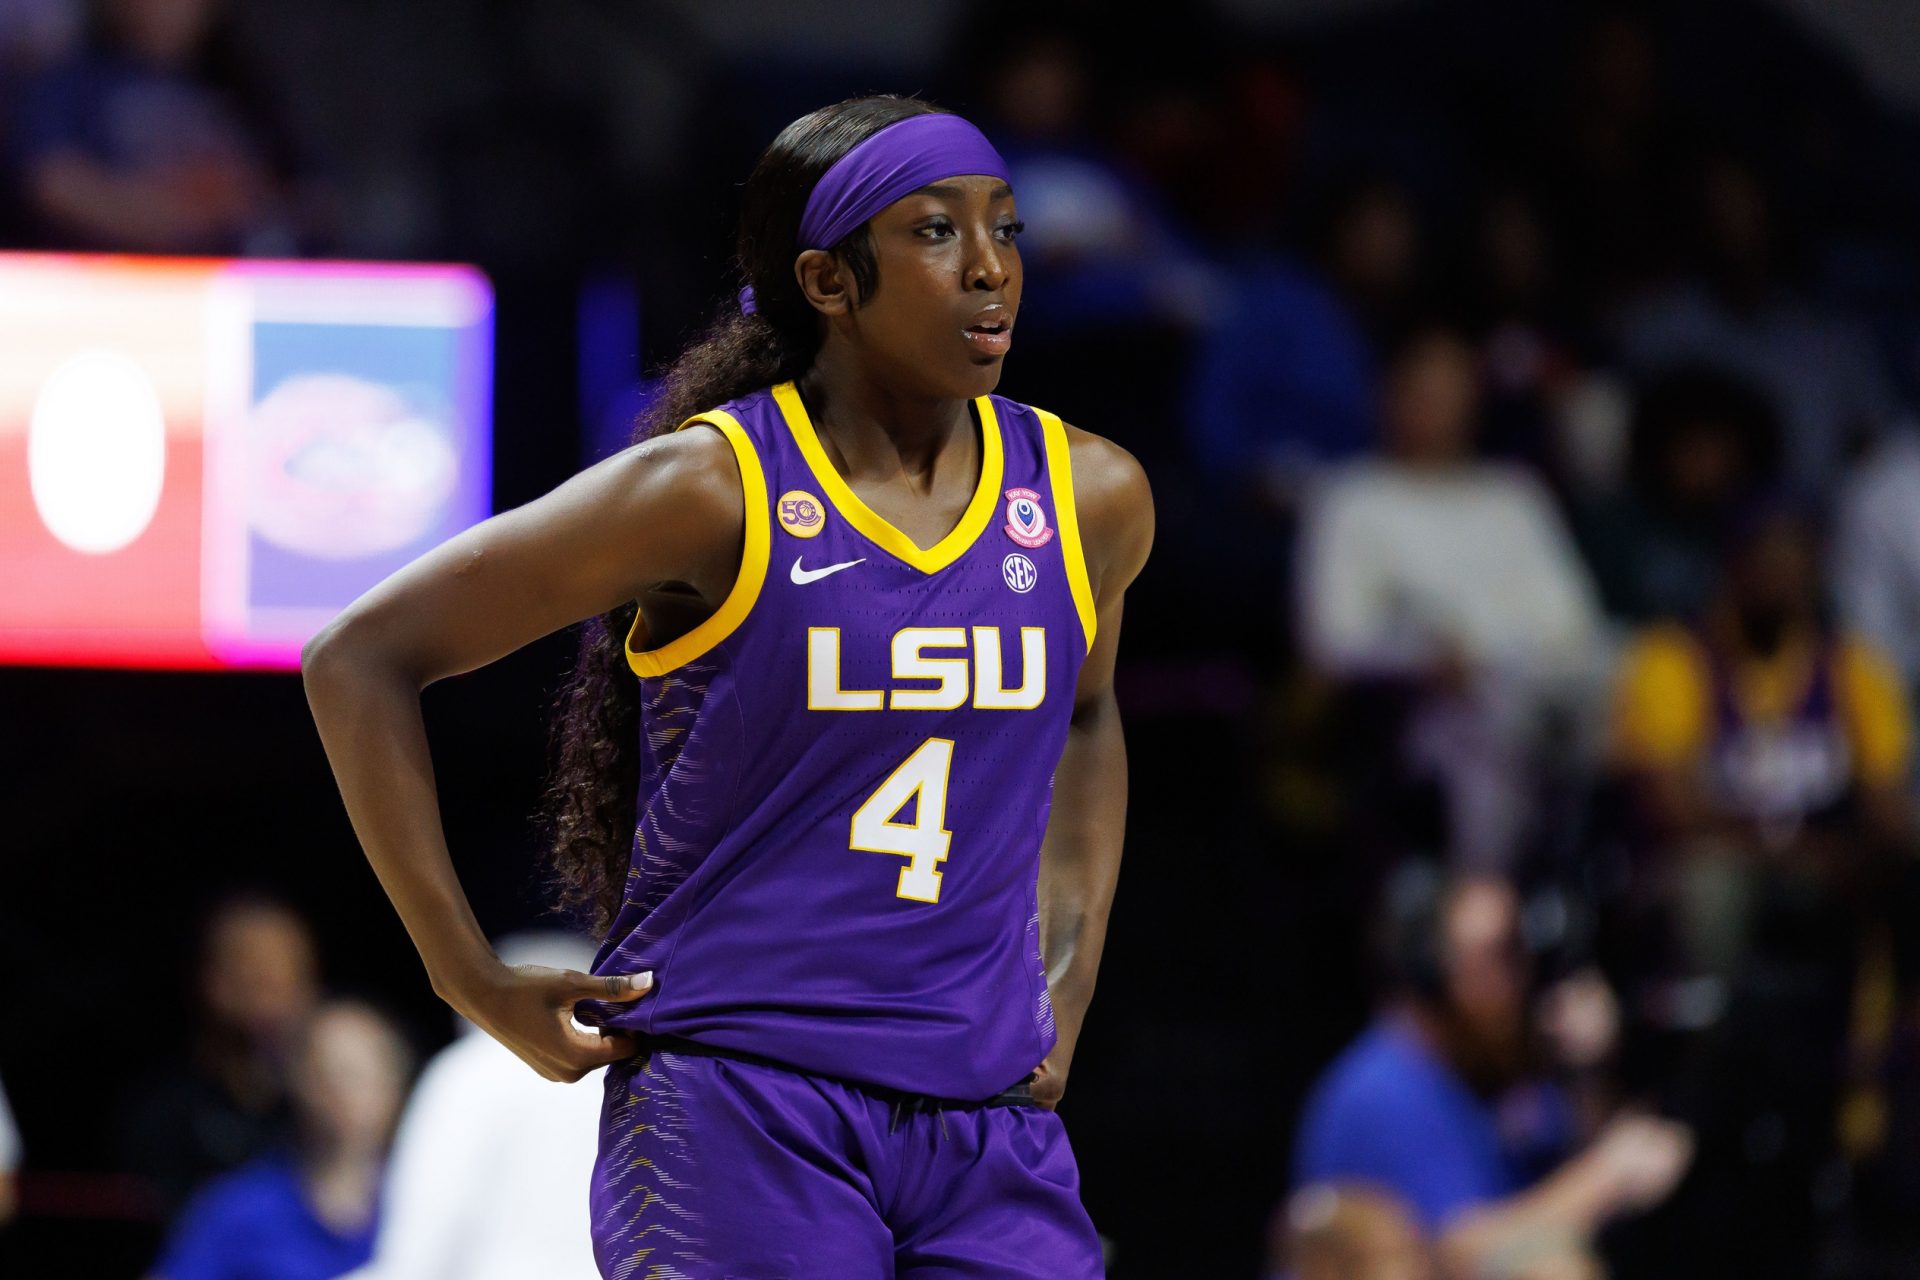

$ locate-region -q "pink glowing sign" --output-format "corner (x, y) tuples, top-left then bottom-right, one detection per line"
(0, 253), (494, 671)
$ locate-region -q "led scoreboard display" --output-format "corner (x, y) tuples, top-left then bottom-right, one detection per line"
(0, 254), (494, 671)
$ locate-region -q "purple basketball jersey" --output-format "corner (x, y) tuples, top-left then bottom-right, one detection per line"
(583, 379), (1097, 1101)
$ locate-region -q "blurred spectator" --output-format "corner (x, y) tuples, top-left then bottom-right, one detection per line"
(962, 22), (1203, 332)
(0, 0), (81, 106)
(1185, 173), (1430, 504)
(1574, 367), (1779, 623)
(0, 0), (81, 72)
(1185, 252), (1375, 500)
(147, 1000), (411, 1280)
(1300, 326), (1601, 679)
(1316, 176), (1424, 353)
(1614, 154), (1896, 497)
(982, 32), (1128, 263)
(0, 0), (80, 241)
(0, 1073), (18, 1228)
(1170, 50), (1307, 251)
(1299, 326), (1605, 868)
(1293, 872), (1691, 1280)
(1269, 1182), (1435, 1280)
(1834, 425), (1920, 692)
(122, 893), (320, 1215)
(344, 933), (603, 1280)
(1537, 8), (1691, 311)
(9, 0), (311, 254)
(1608, 506), (1915, 1274)
(1610, 504), (1912, 979)
(1462, 183), (1590, 481)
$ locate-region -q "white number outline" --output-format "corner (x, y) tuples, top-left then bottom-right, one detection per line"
(849, 737), (955, 903)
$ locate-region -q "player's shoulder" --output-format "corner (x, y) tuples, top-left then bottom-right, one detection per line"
(580, 410), (752, 590)
(985, 391), (1147, 508)
(604, 414), (747, 518)
(1054, 419), (1153, 593)
(1060, 422), (1149, 507)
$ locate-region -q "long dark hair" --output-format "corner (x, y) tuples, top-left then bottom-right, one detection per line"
(537, 94), (947, 932)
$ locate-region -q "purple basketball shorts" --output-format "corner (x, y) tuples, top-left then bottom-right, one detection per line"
(589, 1045), (1104, 1278)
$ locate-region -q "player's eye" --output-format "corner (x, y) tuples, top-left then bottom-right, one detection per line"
(995, 220), (1026, 242)
(917, 218), (956, 238)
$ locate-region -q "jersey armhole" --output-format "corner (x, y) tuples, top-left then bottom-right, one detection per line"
(624, 410), (770, 678)
(1036, 408), (1098, 654)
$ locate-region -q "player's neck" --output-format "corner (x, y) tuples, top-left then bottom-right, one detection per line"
(796, 357), (975, 492)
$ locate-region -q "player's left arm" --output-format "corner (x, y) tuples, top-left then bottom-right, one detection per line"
(1031, 425), (1154, 1110)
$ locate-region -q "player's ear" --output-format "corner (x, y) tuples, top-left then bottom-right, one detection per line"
(795, 249), (853, 317)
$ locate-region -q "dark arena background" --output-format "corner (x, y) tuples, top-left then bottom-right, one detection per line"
(7, 1), (1920, 1277)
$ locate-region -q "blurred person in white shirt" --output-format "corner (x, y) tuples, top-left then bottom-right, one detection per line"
(1300, 325), (1607, 869)
(343, 932), (605, 1280)
(1834, 423), (1920, 697)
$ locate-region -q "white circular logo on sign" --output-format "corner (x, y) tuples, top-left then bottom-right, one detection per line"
(28, 350), (167, 554)
(1002, 552), (1038, 593)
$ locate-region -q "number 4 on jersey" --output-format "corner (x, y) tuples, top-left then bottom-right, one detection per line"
(850, 737), (954, 903)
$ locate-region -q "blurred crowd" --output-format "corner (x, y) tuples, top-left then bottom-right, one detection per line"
(6, 0), (1920, 1277)
(954, 6), (1920, 1276)
(1, 893), (608, 1280)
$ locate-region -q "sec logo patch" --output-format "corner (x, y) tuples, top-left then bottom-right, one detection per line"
(777, 490), (825, 538)
(1003, 486), (1054, 548)
(1002, 552), (1038, 593)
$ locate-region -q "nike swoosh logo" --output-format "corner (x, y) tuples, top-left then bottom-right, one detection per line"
(790, 555), (865, 585)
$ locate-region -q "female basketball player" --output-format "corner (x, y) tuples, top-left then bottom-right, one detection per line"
(303, 95), (1152, 1277)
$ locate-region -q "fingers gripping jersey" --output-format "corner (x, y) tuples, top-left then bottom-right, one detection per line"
(582, 381), (1097, 1101)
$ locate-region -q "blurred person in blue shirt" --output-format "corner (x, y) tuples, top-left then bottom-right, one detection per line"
(1294, 870), (1692, 1279)
(954, 21), (1208, 334)
(9, 0), (312, 254)
(147, 1000), (413, 1280)
(1186, 254), (1376, 496)
(1186, 175), (1424, 505)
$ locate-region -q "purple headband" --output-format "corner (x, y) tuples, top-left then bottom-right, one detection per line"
(739, 112), (1010, 315)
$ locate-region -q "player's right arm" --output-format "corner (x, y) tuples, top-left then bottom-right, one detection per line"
(300, 425), (745, 1082)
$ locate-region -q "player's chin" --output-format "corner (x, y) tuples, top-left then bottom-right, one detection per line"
(950, 345), (1008, 395)
(896, 335), (1006, 399)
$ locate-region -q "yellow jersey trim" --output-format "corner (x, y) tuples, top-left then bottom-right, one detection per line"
(1038, 408), (1097, 654)
(624, 410), (770, 678)
(770, 380), (1004, 575)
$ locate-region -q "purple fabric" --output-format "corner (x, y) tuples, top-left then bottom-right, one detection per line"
(591, 1048), (1103, 1277)
(797, 113), (1009, 251)
(738, 113), (1008, 314)
(579, 381), (1086, 1101)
